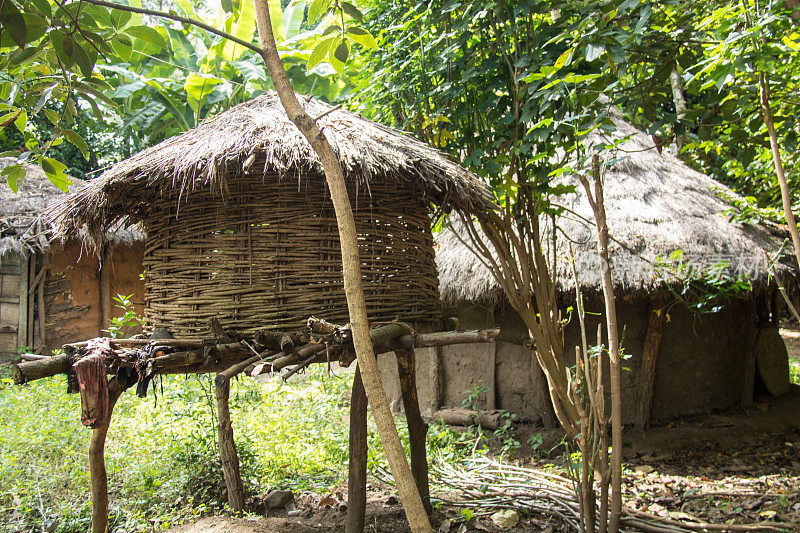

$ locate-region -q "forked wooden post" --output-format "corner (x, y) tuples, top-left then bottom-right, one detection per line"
(215, 376), (245, 512)
(394, 348), (431, 514)
(633, 296), (665, 431)
(89, 379), (124, 533)
(346, 366), (368, 533)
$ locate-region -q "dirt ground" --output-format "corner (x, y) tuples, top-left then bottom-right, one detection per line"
(167, 333), (800, 532)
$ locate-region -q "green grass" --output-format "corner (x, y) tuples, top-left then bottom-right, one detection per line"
(790, 357), (800, 385)
(0, 367), (368, 532)
(0, 366), (509, 533)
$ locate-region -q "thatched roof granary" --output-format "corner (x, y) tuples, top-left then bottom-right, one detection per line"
(51, 92), (490, 338)
(0, 159), (144, 356)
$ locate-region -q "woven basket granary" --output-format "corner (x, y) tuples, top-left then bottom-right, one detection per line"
(50, 92), (490, 338)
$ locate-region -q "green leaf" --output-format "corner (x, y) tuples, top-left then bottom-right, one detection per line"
(346, 27), (377, 49)
(63, 129), (90, 159)
(14, 109), (27, 133)
(0, 0), (26, 46)
(283, 1), (306, 39)
(341, 2), (363, 22)
(553, 49), (571, 70)
(585, 43), (605, 62)
(30, 0), (51, 17)
(73, 44), (95, 78)
(109, 8), (132, 29)
(40, 157), (70, 191)
(184, 73), (223, 112)
(111, 36), (132, 62)
(269, 0), (284, 40)
(221, 0), (256, 60)
(51, 31), (76, 67)
(334, 39), (349, 63)
(43, 109), (61, 126)
(308, 0), (331, 24)
(123, 26), (167, 48)
(1, 164), (26, 193)
(33, 82), (57, 115)
(308, 37), (334, 69)
(562, 73), (601, 83)
(8, 46), (38, 65)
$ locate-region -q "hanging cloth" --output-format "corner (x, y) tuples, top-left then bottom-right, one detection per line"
(73, 338), (114, 428)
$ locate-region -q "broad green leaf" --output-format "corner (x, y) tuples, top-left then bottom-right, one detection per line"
(1, 164), (26, 193)
(221, 0), (256, 61)
(51, 31), (76, 67)
(30, 0), (51, 17)
(269, 0), (285, 40)
(63, 130), (90, 159)
(553, 49), (571, 70)
(341, 2), (363, 22)
(346, 27), (377, 49)
(284, 1), (306, 39)
(585, 43), (605, 62)
(14, 109), (27, 133)
(562, 73), (601, 83)
(111, 35), (133, 62)
(109, 8), (132, 30)
(308, 0), (331, 24)
(73, 44), (96, 78)
(184, 73), (223, 112)
(334, 39), (349, 63)
(43, 109), (61, 125)
(40, 157), (70, 191)
(308, 37), (334, 68)
(123, 26), (167, 49)
(8, 46), (38, 65)
(0, 0), (26, 46)
(33, 83), (57, 115)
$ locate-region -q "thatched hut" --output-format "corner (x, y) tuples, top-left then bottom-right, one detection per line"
(379, 113), (796, 429)
(0, 159), (144, 358)
(51, 92), (489, 338)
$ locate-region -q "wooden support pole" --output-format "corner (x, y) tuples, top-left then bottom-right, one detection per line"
(634, 296), (665, 432)
(89, 379), (124, 533)
(741, 302), (758, 407)
(395, 348), (431, 514)
(428, 346), (442, 416)
(216, 377), (245, 512)
(346, 365), (368, 533)
(36, 252), (47, 351)
(99, 246), (112, 336)
(18, 252), (29, 349)
(27, 254), (35, 347)
(530, 346), (557, 429)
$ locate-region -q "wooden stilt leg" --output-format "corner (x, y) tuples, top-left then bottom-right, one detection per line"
(394, 348), (431, 514)
(346, 366), (368, 533)
(89, 379), (124, 533)
(216, 376), (245, 512)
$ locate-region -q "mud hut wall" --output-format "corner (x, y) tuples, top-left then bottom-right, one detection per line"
(0, 253), (27, 359)
(141, 174), (441, 338)
(43, 240), (145, 354)
(379, 295), (756, 423)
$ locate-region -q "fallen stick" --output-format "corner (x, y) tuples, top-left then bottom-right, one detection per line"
(623, 508), (794, 532)
(428, 408), (508, 430)
(64, 338), (206, 350)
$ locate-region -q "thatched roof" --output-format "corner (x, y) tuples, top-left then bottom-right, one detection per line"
(49, 92), (490, 244)
(436, 112), (795, 305)
(0, 158), (143, 258)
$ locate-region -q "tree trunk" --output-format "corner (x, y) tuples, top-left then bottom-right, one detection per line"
(760, 73), (800, 274)
(252, 3), (431, 531)
(89, 379), (124, 533)
(581, 155), (622, 533)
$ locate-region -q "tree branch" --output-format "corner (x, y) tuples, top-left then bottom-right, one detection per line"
(73, 0), (264, 55)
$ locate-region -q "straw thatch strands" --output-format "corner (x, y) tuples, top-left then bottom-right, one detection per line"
(49, 92), (490, 338)
(436, 110), (794, 305)
(0, 158), (145, 356)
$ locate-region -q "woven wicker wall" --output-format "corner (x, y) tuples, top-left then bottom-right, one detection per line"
(142, 174), (441, 338)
